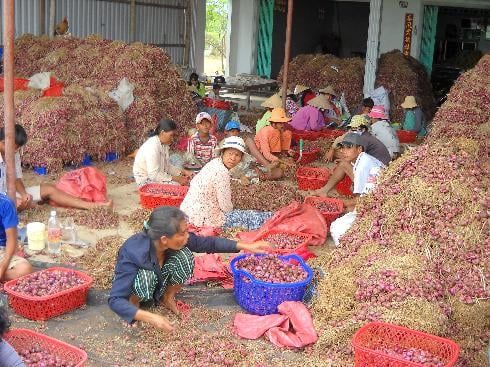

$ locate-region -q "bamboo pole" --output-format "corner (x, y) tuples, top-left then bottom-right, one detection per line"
(40, 0), (46, 35)
(49, 0), (56, 38)
(3, 0), (16, 201)
(281, 0), (293, 109)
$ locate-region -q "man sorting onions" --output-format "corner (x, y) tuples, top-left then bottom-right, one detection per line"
(329, 133), (385, 246)
(108, 206), (270, 331)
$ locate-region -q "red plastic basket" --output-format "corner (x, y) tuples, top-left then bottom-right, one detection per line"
(336, 174), (353, 196)
(203, 97), (232, 110)
(292, 130), (320, 142)
(292, 148), (320, 165)
(352, 322), (460, 367)
(139, 183), (189, 209)
(4, 267), (93, 321)
(318, 129), (345, 139)
(296, 166), (330, 190)
(258, 229), (312, 254)
(304, 196), (344, 227)
(396, 130), (417, 143)
(5, 328), (87, 367)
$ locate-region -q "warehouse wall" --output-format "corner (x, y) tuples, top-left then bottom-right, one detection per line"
(0, 0), (199, 67)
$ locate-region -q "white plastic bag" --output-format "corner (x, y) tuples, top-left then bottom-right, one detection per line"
(108, 78), (135, 111)
(28, 72), (51, 90)
(369, 86), (390, 114)
(330, 211), (357, 246)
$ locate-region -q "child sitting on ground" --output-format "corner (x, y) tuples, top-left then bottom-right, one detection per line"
(187, 112), (218, 166)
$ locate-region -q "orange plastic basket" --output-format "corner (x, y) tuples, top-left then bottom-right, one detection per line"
(5, 328), (88, 367)
(352, 322), (460, 367)
(295, 166), (330, 190)
(4, 267), (93, 321)
(139, 183), (189, 209)
(292, 148), (320, 165)
(396, 130), (417, 143)
(304, 196), (344, 227)
(258, 229), (312, 254)
(336, 174), (353, 196)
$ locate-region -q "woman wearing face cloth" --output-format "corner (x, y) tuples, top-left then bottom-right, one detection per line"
(108, 206), (270, 331)
(133, 119), (194, 186)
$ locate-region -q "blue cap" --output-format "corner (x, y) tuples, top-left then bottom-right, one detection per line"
(224, 120), (240, 131)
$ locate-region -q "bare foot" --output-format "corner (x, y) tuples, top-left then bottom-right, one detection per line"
(96, 199), (114, 210)
(162, 294), (180, 316)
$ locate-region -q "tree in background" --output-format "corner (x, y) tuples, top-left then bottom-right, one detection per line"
(205, 0), (228, 74)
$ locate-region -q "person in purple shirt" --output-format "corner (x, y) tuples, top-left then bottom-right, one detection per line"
(289, 94), (331, 131)
(0, 306), (24, 367)
(108, 206), (271, 331)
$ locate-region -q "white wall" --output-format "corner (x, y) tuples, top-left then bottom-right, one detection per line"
(379, 0), (424, 58)
(226, 0), (259, 76)
(192, 0), (206, 73)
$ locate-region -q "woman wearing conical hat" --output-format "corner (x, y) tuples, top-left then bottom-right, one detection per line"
(289, 94), (329, 131)
(401, 96), (427, 137)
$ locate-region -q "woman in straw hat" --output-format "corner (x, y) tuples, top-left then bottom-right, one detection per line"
(319, 85), (347, 125)
(255, 93), (282, 133)
(401, 96), (427, 137)
(294, 84), (316, 107)
(254, 108), (294, 165)
(290, 94), (328, 131)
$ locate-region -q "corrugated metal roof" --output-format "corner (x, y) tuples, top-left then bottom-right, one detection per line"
(0, 0), (189, 64)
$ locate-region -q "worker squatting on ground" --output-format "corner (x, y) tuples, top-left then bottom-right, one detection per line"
(329, 133), (385, 245)
(401, 95), (427, 137)
(0, 125), (113, 212)
(133, 119), (194, 186)
(108, 206), (270, 331)
(368, 105), (401, 159)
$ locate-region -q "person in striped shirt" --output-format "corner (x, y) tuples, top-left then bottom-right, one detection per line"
(187, 112), (218, 166)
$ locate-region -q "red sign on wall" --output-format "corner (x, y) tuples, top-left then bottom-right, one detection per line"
(403, 13), (414, 56)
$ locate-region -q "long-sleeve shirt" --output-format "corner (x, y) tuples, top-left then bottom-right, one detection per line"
(253, 126), (292, 162)
(255, 110), (272, 133)
(0, 340), (25, 367)
(370, 120), (400, 158)
(180, 158), (233, 227)
(289, 105), (325, 131)
(108, 231), (238, 323)
(133, 136), (181, 186)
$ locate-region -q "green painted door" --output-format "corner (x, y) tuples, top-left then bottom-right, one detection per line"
(420, 5), (438, 76)
(256, 0), (274, 77)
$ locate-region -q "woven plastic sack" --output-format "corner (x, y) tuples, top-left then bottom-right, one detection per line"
(55, 167), (107, 203)
(234, 301), (318, 348)
(238, 202), (328, 246)
(187, 253), (232, 288)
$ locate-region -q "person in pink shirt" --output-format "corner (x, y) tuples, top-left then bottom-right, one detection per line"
(289, 94), (329, 131)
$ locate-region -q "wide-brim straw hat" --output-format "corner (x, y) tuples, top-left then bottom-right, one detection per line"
(214, 136), (250, 157)
(294, 84), (310, 95)
(348, 115), (369, 128)
(319, 85), (337, 97)
(401, 96), (418, 109)
(307, 94), (333, 110)
(268, 107), (291, 123)
(261, 93), (283, 109)
(277, 87), (293, 97)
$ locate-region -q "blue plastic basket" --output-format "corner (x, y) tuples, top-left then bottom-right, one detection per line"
(33, 166), (47, 175)
(230, 254), (313, 315)
(104, 152), (119, 162)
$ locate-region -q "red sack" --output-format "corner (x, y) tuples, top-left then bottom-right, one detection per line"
(188, 224), (222, 237)
(188, 254), (233, 288)
(42, 83), (63, 97)
(55, 167), (107, 203)
(238, 202), (327, 246)
(233, 301), (318, 348)
(0, 77), (29, 92)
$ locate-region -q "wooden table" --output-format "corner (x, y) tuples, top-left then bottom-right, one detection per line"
(206, 74), (277, 110)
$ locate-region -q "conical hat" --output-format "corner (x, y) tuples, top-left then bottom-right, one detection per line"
(261, 93), (283, 108)
(294, 84), (310, 94)
(319, 85), (337, 97)
(278, 87), (292, 97)
(401, 96), (418, 109)
(307, 94), (332, 110)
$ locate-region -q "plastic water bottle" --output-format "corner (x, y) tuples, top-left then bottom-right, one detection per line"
(47, 210), (62, 255)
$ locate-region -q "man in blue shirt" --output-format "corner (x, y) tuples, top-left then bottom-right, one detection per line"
(0, 194), (32, 281)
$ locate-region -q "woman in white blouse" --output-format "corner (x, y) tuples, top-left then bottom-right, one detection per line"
(133, 120), (194, 186)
